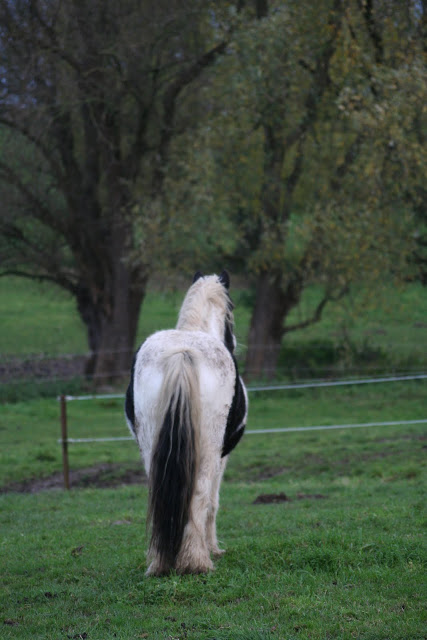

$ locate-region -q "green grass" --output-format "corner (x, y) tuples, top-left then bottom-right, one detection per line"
(1, 418), (426, 639)
(0, 277), (86, 356)
(0, 380), (425, 488)
(1, 276), (426, 372)
(0, 276), (426, 638)
(0, 277), (183, 356)
(1, 381), (426, 639)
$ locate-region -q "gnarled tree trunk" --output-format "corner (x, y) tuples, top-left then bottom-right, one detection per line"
(245, 270), (302, 380)
(75, 215), (148, 383)
(77, 273), (147, 383)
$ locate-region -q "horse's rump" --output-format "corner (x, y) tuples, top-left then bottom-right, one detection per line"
(130, 330), (236, 437)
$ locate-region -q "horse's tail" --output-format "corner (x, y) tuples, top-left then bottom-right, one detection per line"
(148, 349), (200, 573)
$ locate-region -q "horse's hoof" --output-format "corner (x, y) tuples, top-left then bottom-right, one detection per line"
(178, 564), (213, 575)
(211, 547), (226, 558)
(176, 556), (214, 575)
(146, 560), (169, 577)
(145, 563), (158, 577)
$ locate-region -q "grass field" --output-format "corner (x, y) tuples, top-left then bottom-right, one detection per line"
(1, 277), (426, 638)
(1, 276), (426, 373)
(1, 413), (426, 639)
(1, 381), (426, 488)
(1, 380), (426, 639)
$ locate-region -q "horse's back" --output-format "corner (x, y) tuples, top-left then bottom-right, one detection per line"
(131, 330), (236, 457)
(134, 329), (234, 379)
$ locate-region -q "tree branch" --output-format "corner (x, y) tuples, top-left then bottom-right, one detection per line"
(284, 0), (344, 150)
(0, 115), (65, 187)
(153, 39), (229, 192)
(283, 285), (348, 333)
(362, 0), (384, 63)
(329, 133), (364, 191)
(0, 161), (63, 233)
(0, 220), (77, 293)
(28, 0), (81, 73)
(0, 267), (77, 294)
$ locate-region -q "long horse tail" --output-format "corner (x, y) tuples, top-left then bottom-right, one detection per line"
(148, 349), (200, 573)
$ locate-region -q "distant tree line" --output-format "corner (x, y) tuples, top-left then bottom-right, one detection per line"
(0, 0), (425, 380)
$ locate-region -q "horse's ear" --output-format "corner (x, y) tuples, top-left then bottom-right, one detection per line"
(193, 271), (204, 283)
(219, 270), (230, 290)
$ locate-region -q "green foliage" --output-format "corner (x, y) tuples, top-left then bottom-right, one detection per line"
(153, 2), (426, 380)
(278, 281), (427, 378)
(0, 1), (425, 382)
(162, 0), (424, 295)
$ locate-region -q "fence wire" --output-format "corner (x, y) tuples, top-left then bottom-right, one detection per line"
(60, 418), (427, 444)
(62, 372), (427, 402)
(56, 373), (426, 488)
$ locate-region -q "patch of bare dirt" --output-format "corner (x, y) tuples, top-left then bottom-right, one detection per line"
(253, 492), (327, 504)
(0, 354), (87, 384)
(0, 463), (146, 494)
(254, 466), (290, 481)
(253, 492), (291, 504)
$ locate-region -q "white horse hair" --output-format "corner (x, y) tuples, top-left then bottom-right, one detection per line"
(125, 271), (248, 576)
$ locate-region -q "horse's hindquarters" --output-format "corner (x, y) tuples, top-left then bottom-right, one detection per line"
(133, 329), (236, 452)
(130, 329), (238, 575)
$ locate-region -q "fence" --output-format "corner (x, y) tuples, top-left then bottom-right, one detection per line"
(57, 373), (427, 489)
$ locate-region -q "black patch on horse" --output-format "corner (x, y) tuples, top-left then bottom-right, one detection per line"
(223, 295), (235, 354)
(193, 271), (204, 283)
(222, 356), (246, 457)
(219, 270), (230, 290)
(125, 350), (138, 435)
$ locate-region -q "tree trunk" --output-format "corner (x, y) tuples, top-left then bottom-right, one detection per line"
(77, 268), (147, 384)
(75, 221), (148, 384)
(92, 282), (146, 384)
(245, 270), (302, 380)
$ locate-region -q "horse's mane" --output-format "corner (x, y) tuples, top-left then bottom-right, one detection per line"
(176, 275), (233, 338)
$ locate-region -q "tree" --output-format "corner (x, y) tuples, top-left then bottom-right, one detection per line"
(168, 0), (426, 378)
(0, 0), (229, 380)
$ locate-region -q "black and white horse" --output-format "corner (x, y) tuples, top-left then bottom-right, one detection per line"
(125, 271), (248, 576)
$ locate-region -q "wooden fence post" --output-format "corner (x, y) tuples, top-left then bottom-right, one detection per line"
(60, 395), (70, 490)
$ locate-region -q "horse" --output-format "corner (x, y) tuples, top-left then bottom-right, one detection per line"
(125, 271), (248, 576)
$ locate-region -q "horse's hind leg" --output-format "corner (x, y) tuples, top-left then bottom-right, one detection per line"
(145, 552), (170, 577)
(175, 460), (214, 574)
(206, 456), (227, 557)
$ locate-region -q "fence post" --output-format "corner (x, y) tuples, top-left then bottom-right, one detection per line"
(60, 394), (70, 490)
